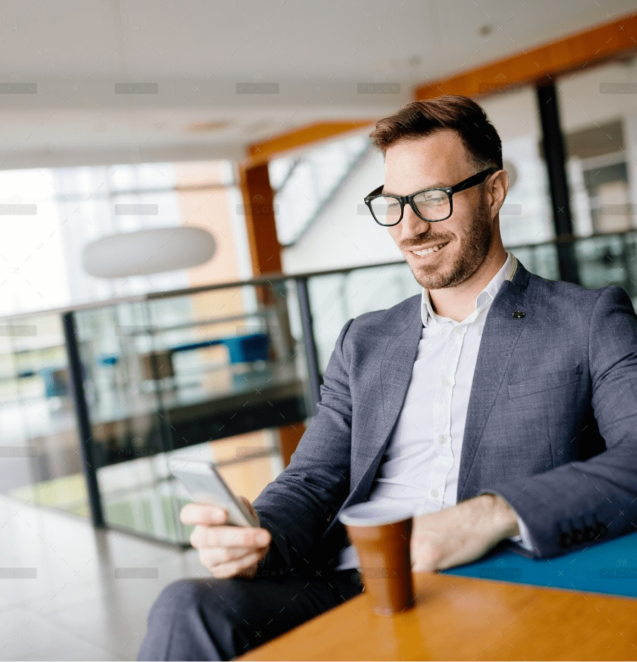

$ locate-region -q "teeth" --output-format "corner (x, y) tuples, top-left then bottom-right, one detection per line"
(412, 243), (446, 257)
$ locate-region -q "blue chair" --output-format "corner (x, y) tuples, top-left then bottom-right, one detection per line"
(39, 367), (70, 398)
(170, 332), (270, 365)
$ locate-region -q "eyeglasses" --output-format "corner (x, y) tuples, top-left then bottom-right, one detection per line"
(364, 167), (498, 226)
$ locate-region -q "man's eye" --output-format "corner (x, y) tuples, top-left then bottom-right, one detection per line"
(417, 192), (447, 205)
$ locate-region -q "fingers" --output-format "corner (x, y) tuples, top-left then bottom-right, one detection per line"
(235, 563), (259, 580)
(181, 499), (270, 579)
(180, 502), (227, 526)
(179, 498), (261, 528)
(201, 549), (265, 579)
(197, 543), (261, 566)
(189, 524), (271, 550)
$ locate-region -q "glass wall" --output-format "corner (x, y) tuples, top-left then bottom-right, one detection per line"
(558, 57), (637, 237)
(0, 158), (255, 530)
(0, 160), (239, 317)
(558, 56), (637, 299)
(0, 314), (87, 515)
(479, 86), (554, 248)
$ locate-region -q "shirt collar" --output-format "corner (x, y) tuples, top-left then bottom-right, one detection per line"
(421, 251), (517, 327)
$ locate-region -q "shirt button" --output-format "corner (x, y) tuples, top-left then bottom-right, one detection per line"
(454, 326), (463, 335)
(441, 376), (452, 387)
(430, 488), (439, 498)
(437, 434), (447, 444)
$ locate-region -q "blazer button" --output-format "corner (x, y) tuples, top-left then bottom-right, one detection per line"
(583, 526), (596, 542)
(559, 531), (573, 548)
(572, 528), (585, 544)
(594, 522), (608, 538)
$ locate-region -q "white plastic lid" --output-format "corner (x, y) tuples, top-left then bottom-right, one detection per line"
(338, 501), (415, 527)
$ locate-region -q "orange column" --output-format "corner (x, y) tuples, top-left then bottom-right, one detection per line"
(238, 162), (282, 275)
(238, 161), (306, 466)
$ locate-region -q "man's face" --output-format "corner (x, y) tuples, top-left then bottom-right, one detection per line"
(383, 129), (497, 291)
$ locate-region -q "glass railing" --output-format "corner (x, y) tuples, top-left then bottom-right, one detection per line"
(70, 279), (309, 544)
(3, 228), (637, 544)
(0, 314), (86, 515)
(307, 263), (422, 373)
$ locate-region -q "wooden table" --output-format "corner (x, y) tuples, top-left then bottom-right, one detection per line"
(238, 570), (637, 660)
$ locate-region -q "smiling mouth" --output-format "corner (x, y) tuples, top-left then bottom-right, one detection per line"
(410, 242), (449, 257)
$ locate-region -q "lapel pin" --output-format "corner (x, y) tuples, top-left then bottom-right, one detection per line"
(512, 310), (525, 319)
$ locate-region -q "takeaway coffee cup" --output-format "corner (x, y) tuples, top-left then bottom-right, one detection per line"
(338, 502), (415, 615)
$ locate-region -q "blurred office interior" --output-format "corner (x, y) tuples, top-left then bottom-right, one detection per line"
(2, 0), (637, 659)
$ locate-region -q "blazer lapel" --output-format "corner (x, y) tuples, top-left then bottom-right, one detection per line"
(348, 295), (423, 499)
(321, 295), (423, 559)
(379, 298), (425, 444)
(456, 258), (537, 502)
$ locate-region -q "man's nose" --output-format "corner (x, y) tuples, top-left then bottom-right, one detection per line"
(401, 204), (431, 239)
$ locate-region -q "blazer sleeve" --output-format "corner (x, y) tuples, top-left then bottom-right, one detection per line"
(477, 285), (637, 559)
(252, 318), (355, 577)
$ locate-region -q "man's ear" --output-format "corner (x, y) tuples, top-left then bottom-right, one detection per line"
(488, 169), (509, 218)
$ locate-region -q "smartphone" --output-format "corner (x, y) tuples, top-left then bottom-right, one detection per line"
(169, 455), (260, 528)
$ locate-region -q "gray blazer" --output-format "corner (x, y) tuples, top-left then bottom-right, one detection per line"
(253, 257), (637, 576)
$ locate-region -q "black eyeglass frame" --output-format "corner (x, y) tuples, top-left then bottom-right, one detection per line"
(364, 167), (499, 226)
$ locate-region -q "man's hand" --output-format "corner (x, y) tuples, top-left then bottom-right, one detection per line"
(410, 494), (519, 573)
(180, 496), (271, 580)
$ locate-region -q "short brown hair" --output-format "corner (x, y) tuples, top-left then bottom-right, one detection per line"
(369, 95), (503, 172)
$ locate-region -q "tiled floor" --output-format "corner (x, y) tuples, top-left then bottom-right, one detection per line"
(0, 495), (210, 661)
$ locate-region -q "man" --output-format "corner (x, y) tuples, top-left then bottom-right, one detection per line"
(138, 95), (637, 661)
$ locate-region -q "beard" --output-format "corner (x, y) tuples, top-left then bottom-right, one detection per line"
(406, 196), (493, 291)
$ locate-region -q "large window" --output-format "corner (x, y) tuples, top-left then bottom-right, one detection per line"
(0, 160), (239, 316)
(555, 58), (637, 297)
(558, 57), (637, 237)
(479, 86), (554, 248)
(0, 159), (260, 528)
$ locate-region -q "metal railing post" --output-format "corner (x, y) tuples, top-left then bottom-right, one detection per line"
(296, 277), (322, 416)
(62, 311), (105, 528)
(537, 82), (581, 285)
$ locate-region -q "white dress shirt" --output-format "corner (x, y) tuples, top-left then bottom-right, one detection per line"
(335, 250), (534, 571)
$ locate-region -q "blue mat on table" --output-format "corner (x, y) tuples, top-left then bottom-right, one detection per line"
(441, 531), (637, 600)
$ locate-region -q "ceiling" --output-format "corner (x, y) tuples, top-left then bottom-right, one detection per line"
(0, 0), (636, 169)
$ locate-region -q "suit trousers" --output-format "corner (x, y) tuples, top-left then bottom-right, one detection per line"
(136, 568), (363, 661)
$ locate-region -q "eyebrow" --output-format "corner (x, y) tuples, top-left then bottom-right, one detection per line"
(381, 181), (447, 195)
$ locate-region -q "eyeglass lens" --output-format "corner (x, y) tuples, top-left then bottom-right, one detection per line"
(369, 189), (451, 224)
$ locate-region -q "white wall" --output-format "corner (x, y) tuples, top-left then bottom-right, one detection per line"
(281, 149), (403, 274)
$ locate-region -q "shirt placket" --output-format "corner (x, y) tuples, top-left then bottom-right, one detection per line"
(440, 302), (489, 507)
(428, 319), (464, 507)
